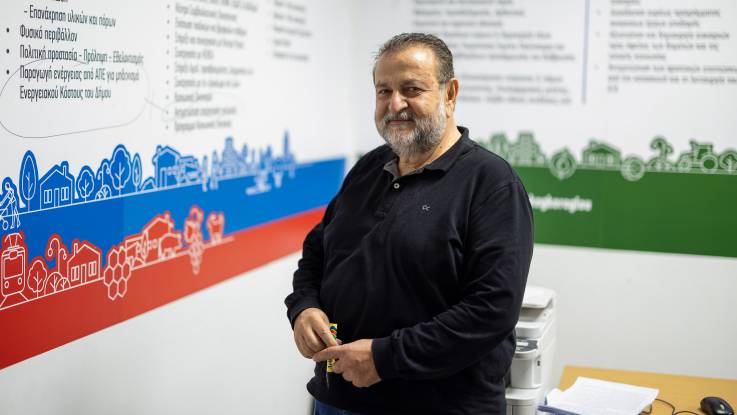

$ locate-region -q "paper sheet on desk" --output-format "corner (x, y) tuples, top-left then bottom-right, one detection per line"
(538, 377), (659, 415)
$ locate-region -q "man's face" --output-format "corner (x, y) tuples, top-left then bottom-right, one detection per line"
(374, 46), (447, 158)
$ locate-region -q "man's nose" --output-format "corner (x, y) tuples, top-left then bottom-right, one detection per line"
(389, 91), (408, 113)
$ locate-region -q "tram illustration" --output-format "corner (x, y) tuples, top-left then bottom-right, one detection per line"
(1, 233), (28, 308)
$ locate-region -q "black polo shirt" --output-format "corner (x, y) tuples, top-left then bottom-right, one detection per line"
(285, 127), (534, 414)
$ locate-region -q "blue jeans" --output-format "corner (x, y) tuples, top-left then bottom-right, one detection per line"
(314, 400), (359, 415)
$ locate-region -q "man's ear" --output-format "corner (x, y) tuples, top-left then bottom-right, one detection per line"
(445, 78), (460, 113)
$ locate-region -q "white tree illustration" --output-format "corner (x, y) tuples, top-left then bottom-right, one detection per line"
(110, 146), (131, 196)
(18, 151), (38, 212)
(76, 166), (95, 202)
(27, 258), (47, 298)
(95, 160), (112, 200)
(131, 154), (142, 191)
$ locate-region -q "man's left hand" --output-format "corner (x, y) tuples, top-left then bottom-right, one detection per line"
(312, 339), (381, 388)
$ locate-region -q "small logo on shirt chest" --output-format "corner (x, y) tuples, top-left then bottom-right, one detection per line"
(421, 204), (431, 212)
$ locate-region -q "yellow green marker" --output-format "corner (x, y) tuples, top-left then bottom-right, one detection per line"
(326, 323), (338, 373)
(326, 323), (337, 388)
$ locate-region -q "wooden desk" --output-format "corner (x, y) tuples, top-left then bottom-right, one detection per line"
(559, 366), (737, 415)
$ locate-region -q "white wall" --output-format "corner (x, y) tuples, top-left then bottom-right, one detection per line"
(0, 253), (315, 415)
(528, 245), (737, 382)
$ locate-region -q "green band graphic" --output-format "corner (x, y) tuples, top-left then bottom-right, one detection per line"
(475, 133), (737, 258)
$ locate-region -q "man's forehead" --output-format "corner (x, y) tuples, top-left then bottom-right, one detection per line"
(407, 48), (433, 63)
(374, 46), (438, 83)
(378, 45), (436, 67)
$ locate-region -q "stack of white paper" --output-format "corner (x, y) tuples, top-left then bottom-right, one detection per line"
(538, 377), (659, 415)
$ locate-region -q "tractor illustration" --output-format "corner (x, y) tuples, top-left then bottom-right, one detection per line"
(676, 141), (720, 174)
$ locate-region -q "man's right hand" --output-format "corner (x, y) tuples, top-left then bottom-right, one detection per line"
(293, 307), (339, 358)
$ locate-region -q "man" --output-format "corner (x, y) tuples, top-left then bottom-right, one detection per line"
(285, 33), (533, 414)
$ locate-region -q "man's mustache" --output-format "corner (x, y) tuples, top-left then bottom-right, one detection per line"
(383, 110), (416, 124)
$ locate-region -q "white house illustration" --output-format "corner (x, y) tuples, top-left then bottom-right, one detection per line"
(582, 141), (621, 169)
(39, 161), (75, 209)
(140, 213), (181, 263)
(66, 240), (102, 286)
(123, 234), (144, 267)
(153, 145), (202, 187)
(153, 145), (182, 188)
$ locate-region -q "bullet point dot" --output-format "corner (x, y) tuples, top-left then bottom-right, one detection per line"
(5, 70), (9, 75)
(5, 49), (9, 54)
(6, 28), (9, 33)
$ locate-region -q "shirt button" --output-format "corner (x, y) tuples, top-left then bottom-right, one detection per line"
(393, 183), (400, 190)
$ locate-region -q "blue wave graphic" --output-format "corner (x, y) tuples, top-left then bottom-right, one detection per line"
(1, 134), (344, 264)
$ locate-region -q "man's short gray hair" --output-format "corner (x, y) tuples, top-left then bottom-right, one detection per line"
(373, 33), (455, 85)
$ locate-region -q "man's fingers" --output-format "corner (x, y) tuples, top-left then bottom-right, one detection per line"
(293, 309), (330, 358)
(307, 313), (335, 348)
(295, 335), (315, 358)
(302, 327), (324, 353)
(294, 332), (310, 358)
(318, 328), (339, 348)
(300, 331), (323, 356)
(295, 339), (310, 358)
(313, 345), (342, 362)
(309, 307), (329, 326)
(332, 359), (345, 374)
(341, 371), (353, 383)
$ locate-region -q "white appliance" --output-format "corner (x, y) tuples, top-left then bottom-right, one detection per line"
(505, 286), (557, 415)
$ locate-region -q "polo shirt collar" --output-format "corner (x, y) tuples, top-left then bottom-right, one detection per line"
(423, 126), (471, 172)
(382, 126), (471, 179)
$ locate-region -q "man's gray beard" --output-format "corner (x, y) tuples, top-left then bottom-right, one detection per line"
(377, 99), (446, 158)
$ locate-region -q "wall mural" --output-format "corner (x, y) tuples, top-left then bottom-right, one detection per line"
(0, 0), (353, 375)
(474, 133), (737, 258)
(0, 134), (344, 369)
(478, 133), (737, 182)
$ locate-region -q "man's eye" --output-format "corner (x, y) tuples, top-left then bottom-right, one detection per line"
(377, 89), (390, 95)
